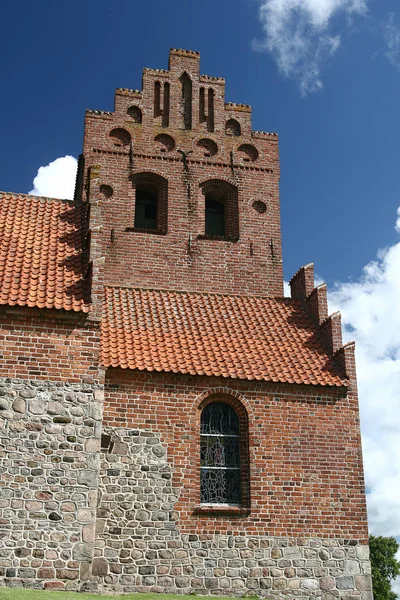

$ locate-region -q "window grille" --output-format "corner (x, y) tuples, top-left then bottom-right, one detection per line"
(200, 402), (241, 505)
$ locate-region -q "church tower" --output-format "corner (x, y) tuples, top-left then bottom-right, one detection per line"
(79, 48), (283, 318)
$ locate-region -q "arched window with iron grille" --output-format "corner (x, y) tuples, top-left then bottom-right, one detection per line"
(200, 402), (241, 505)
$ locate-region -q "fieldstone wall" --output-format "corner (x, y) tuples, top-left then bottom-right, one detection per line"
(0, 378), (103, 591)
(94, 426), (373, 598)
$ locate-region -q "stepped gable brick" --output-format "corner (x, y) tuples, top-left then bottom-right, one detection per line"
(0, 192), (90, 312)
(290, 263), (353, 376)
(101, 286), (346, 386)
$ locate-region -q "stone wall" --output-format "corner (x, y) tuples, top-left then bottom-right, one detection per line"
(0, 378), (103, 591)
(0, 381), (373, 597)
(94, 425), (373, 598)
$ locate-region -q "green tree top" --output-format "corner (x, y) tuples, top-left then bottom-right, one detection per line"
(370, 535), (400, 600)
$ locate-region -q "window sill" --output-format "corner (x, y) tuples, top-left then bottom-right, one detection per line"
(125, 227), (167, 235)
(197, 235), (239, 242)
(194, 505), (250, 516)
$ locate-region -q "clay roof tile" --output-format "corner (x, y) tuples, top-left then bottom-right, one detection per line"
(0, 192), (90, 313)
(101, 287), (347, 387)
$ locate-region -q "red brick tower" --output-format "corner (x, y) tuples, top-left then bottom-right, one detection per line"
(80, 48), (283, 316)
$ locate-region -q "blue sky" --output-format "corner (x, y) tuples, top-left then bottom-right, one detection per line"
(1, 0), (400, 576)
(1, 0), (399, 284)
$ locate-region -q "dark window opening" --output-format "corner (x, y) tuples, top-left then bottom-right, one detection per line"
(205, 196), (225, 237)
(154, 81), (161, 118)
(134, 190), (158, 230)
(207, 88), (215, 133)
(162, 83), (170, 127)
(200, 402), (241, 505)
(180, 72), (192, 130)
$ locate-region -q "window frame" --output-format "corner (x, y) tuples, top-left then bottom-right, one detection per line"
(199, 180), (239, 242)
(200, 401), (242, 507)
(196, 394), (250, 514)
(127, 172), (168, 235)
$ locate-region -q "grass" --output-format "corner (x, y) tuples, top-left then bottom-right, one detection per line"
(0, 590), (244, 600)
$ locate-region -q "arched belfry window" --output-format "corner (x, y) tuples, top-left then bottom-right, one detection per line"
(128, 172), (168, 235)
(200, 402), (241, 505)
(200, 180), (239, 240)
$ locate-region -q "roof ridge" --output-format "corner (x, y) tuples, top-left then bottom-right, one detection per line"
(0, 191), (75, 205)
(104, 284), (293, 302)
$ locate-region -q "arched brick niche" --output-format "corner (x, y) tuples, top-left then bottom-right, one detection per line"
(252, 199), (267, 214)
(127, 106), (142, 123)
(199, 179), (239, 241)
(237, 144), (258, 163)
(154, 134), (175, 153)
(109, 128), (131, 148)
(99, 184), (113, 199)
(197, 138), (218, 158)
(127, 172), (168, 235)
(225, 118), (241, 137)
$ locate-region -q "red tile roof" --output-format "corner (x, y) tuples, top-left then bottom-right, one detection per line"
(0, 193), (90, 312)
(101, 287), (346, 387)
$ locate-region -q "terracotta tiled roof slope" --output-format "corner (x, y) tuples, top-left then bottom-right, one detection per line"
(101, 287), (346, 387)
(0, 192), (90, 312)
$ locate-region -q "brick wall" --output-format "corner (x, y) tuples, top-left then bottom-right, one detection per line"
(103, 368), (368, 542)
(0, 307), (101, 384)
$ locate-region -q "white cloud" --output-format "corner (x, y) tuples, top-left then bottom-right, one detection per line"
(29, 155), (78, 200)
(382, 12), (400, 71)
(287, 212), (400, 592)
(253, 0), (367, 94)
(326, 212), (400, 539)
